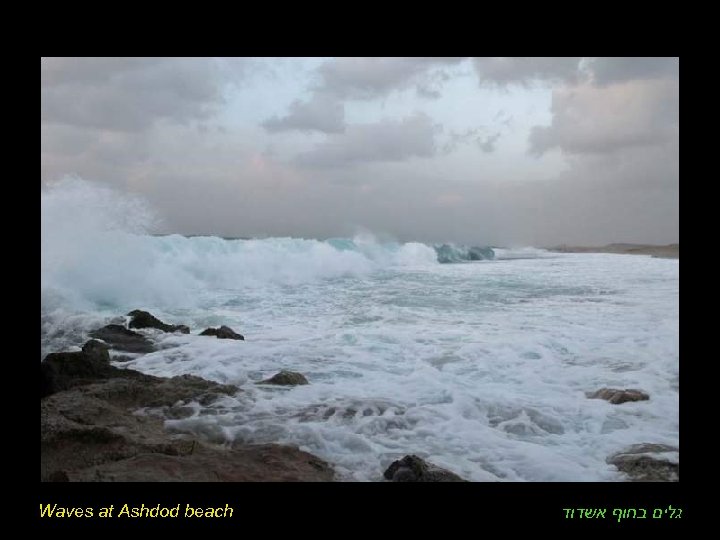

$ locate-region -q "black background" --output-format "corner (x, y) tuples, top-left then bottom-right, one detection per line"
(36, 13), (690, 531)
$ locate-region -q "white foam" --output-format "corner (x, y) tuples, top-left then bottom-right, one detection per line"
(493, 246), (554, 259)
(41, 179), (679, 481)
(41, 179), (440, 315)
(122, 252), (678, 481)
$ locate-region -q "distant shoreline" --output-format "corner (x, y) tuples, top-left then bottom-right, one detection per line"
(547, 243), (679, 259)
(149, 234), (680, 260)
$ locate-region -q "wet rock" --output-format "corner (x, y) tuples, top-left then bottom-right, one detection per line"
(41, 350), (121, 398)
(587, 388), (649, 404)
(199, 325), (244, 340)
(42, 371), (238, 480)
(41, 311), (335, 482)
(41, 390), (192, 481)
(81, 339), (111, 362)
(68, 444), (335, 482)
(383, 454), (468, 482)
(257, 370), (309, 386)
(164, 405), (196, 419)
(109, 354), (134, 363)
(608, 444), (679, 481)
(40, 343), (238, 405)
(74, 375), (238, 409)
(47, 471), (70, 482)
(41, 371), (330, 482)
(89, 324), (155, 353)
(127, 310), (190, 334)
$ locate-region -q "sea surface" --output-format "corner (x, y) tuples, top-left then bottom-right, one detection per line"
(41, 179), (679, 481)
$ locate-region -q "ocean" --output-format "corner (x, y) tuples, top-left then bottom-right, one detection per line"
(41, 179), (679, 481)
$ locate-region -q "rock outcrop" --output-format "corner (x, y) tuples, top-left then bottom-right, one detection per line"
(257, 370), (309, 386)
(607, 443), (679, 481)
(40, 347), (128, 398)
(40, 338), (334, 482)
(587, 388), (649, 404)
(81, 339), (111, 359)
(88, 324), (156, 353)
(199, 325), (244, 340)
(67, 444), (335, 482)
(383, 454), (467, 482)
(127, 309), (190, 334)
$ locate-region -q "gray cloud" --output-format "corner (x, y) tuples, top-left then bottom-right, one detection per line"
(41, 123), (154, 184)
(522, 60), (679, 238)
(416, 70), (453, 99)
(262, 93), (345, 134)
(41, 57), (240, 132)
(442, 129), (480, 153)
(260, 58), (464, 134)
(529, 79), (679, 155)
(585, 57), (679, 86)
(441, 129), (501, 154)
(41, 58), (165, 87)
(317, 57), (465, 100)
(473, 57), (582, 86)
(509, 153), (678, 245)
(471, 57), (680, 90)
(295, 114), (439, 168)
(41, 57), (678, 246)
(478, 133), (501, 153)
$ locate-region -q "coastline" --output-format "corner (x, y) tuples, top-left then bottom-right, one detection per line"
(41, 309), (679, 482)
(547, 243), (679, 259)
(40, 313), (466, 482)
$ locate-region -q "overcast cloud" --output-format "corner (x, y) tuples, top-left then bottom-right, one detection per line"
(294, 114), (439, 168)
(41, 57), (679, 246)
(262, 93), (346, 134)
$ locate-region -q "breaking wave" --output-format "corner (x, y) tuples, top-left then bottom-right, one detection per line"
(41, 178), (496, 312)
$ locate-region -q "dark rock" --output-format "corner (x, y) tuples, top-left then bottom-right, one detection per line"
(257, 370), (309, 386)
(68, 444), (335, 482)
(164, 406), (196, 419)
(383, 454), (468, 482)
(41, 350), (119, 398)
(89, 324), (156, 353)
(587, 388), (649, 404)
(47, 471), (70, 482)
(81, 340), (110, 362)
(199, 325), (244, 340)
(608, 444), (679, 481)
(41, 390), (193, 480)
(110, 354), (134, 363)
(40, 367), (331, 482)
(127, 310), (190, 334)
(41, 309), (334, 482)
(41, 374), (238, 479)
(198, 392), (229, 406)
(41, 342), (174, 399)
(72, 375), (238, 409)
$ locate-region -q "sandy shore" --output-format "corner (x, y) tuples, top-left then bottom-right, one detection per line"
(548, 243), (678, 259)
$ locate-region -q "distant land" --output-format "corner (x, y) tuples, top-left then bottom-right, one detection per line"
(150, 235), (679, 260)
(548, 243), (679, 259)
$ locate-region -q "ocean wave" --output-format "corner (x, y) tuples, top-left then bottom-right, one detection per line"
(41, 178), (496, 312)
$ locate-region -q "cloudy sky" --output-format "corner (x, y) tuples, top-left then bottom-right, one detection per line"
(41, 57), (679, 246)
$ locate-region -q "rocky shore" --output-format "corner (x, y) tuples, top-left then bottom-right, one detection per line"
(41, 310), (678, 482)
(41, 311), (334, 482)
